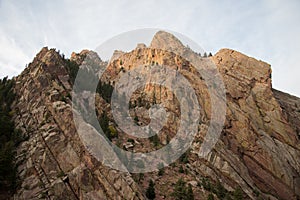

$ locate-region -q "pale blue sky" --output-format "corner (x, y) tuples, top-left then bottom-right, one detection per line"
(0, 0), (299, 96)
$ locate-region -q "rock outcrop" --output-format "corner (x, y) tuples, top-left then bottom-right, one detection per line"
(4, 31), (299, 200)
(12, 48), (145, 200)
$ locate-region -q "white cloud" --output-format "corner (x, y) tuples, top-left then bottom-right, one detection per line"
(0, 33), (30, 77)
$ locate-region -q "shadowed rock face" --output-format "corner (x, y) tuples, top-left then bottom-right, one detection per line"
(8, 32), (300, 200)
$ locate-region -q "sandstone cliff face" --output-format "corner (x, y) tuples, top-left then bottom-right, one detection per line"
(7, 32), (300, 200)
(210, 49), (299, 199)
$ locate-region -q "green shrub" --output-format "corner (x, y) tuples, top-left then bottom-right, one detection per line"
(172, 178), (194, 200)
(57, 171), (65, 178)
(108, 125), (118, 138)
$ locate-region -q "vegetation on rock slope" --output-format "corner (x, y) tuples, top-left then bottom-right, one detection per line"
(0, 77), (23, 195)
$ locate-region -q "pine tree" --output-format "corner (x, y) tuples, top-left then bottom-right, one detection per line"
(186, 184), (194, 200)
(172, 178), (186, 199)
(233, 187), (243, 200)
(216, 181), (226, 199)
(146, 179), (156, 200)
(179, 165), (184, 173)
(207, 193), (214, 200)
(149, 134), (160, 147)
(99, 111), (111, 140)
(157, 162), (165, 176)
(172, 178), (194, 200)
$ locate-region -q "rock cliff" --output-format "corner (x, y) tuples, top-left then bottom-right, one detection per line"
(2, 31), (299, 200)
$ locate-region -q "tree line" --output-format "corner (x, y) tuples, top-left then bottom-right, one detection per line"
(0, 77), (23, 195)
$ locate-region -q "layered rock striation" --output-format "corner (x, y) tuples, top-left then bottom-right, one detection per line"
(5, 31), (300, 200)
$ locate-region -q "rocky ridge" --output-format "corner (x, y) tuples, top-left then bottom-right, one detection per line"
(5, 31), (300, 200)
(12, 48), (145, 199)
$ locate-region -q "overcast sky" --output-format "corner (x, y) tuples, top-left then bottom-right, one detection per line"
(0, 0), (299, 96)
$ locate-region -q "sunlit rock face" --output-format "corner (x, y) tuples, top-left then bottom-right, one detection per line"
(9, 32), (300, 200)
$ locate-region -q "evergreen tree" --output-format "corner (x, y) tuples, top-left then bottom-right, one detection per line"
(146, 179), (156, 200)
(172, 178), (186, 199)
(96, 81), (114, 103)
(179, 151), (189, 164)
(172, 178), (194, 200)
(157, 162), (164, 176)
(201, 177), (212, 191)
(216, 181), (226, 199)
(99, 111), (112, 140)
(207, 193), (214, 200)
(149, 134), (160, 147)
(233, 187), (243, 200)
(179, 165), (184, 173)
(186, 184), (194, 200)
